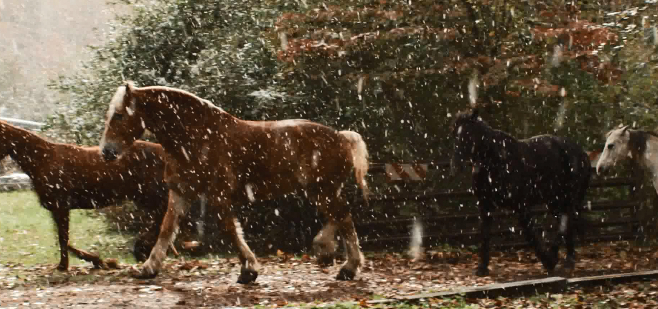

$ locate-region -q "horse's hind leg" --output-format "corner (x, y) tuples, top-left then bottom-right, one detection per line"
(563, 194), (585, 271)
(476, 200), (493, 276)
(313, 221), (339, 266)
(311, 185), (362, 280)
(135, 189), (190, 278)
(336, 213), (363, 280)
(548, 210), (569, 265)
(67, 244), (111, 269)
(563, 212), (576, 270)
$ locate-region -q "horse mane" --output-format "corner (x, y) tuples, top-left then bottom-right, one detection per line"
(628, 129), (658, 157)
(135, 84), (225, 112)
(454, 109), (481, 123)
(453, 109), (519, 144)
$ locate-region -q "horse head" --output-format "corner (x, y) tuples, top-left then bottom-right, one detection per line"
(596, 125), (630, 175)
(449, 108), (481, 176)
(100, 81), (146, 161)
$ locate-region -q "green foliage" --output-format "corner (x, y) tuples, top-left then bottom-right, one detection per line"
(49, 0), (658, 156)
(48, 0), (288, 144)
(46, 0), (658, 243)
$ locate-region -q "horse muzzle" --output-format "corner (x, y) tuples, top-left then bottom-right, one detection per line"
(596, 164), (609, 176)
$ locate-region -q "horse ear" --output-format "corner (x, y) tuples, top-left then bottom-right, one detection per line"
(124, 81), (136, 95)
(123, 81), (137, 115)
(621, 125), (630, 134)
(471, 108), (479, 120)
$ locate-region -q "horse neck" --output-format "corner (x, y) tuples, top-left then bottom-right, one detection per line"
(472, 123), (517, 164)
(143, 94), (235, 152)
(0, 124), (51, 176)
(637, 132), (658, 177)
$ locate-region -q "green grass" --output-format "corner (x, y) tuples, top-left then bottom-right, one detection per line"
(0, 191), (135, 267)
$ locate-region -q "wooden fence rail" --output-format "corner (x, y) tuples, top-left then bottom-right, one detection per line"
(353, 160), (642, 251)
(0, 156), (644, 253)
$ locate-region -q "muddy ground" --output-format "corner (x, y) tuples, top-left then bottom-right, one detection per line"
(0, 242), (657, 308)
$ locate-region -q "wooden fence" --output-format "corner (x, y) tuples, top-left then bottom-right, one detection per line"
(0, 174), (32, 192)
(0, 157), (645, 253)
(352, 160), (643, 251)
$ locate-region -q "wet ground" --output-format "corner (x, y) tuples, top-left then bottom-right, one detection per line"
(0, 242), (656, 308)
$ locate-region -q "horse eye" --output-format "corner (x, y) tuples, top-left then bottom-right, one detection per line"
(607, 144), (614, 150)
(113, 113), (124, 121)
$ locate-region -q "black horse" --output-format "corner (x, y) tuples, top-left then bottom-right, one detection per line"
(450, 109), (591, 276)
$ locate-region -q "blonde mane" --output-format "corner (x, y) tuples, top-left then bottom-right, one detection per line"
(107, 85), (127, 118)
(138, 85), (226, 113)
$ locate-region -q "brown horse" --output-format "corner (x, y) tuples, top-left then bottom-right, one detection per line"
(99, 82), (370, 283)
(0, 120), (171, 270)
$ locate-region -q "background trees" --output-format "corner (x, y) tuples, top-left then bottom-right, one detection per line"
(40, 0), (658, 249)
(46, 0), (658, 159)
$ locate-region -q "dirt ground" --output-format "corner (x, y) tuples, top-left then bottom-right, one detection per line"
(0, 242), (657, 308)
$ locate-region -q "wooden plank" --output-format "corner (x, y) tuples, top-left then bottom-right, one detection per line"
(369, 270), (658, 305)
(567, 270), (658, 286)
(388, 277), (567, 302)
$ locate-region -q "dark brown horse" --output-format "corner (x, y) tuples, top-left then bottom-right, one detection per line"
(0, 120), (171, 270)
(99, 82), (370, 283)
(450, 109), (591, 276)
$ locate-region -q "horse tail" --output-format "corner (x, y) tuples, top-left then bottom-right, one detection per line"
(576, 151), (592, 241)
(338, 130), (370, 204)
(571, 149), (592, 242)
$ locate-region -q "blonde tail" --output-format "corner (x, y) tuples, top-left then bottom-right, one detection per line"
(338, 130), (370, 204)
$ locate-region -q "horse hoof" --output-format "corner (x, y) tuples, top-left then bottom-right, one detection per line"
(316, 254), (335, 267)
(105, 258), (120, 269)
(56, 264), (68, 272)
(237, 268), (258, 284)
(130, 266), (158, 279)
(92, 259), (106, 270)
(475, 267), (489, 277)
(545, 259), (559, 272)
(562, 258), (576, 271)
(336, 268), (356, 281)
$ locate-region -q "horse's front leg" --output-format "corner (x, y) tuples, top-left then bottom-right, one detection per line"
(476, 199), (493, 277)
(216, 203), (259, 284)
(51, 207), (70, 271)
(133, 189), (190, 279)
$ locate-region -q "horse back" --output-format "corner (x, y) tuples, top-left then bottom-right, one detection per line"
(40, 141), (167, 207)
(205, 119), (354, 197)
(520, 134), (590, 189)
(474, 134), (589, 207)
(243, 120), (352, 173)
(522, 135), (590, 172)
